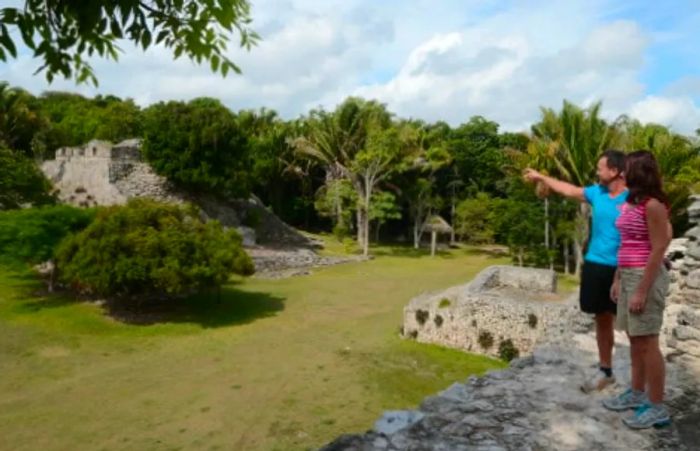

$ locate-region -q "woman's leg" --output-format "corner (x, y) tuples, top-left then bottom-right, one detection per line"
(629, 334), (646, 392)
(642, 334), (665, 403)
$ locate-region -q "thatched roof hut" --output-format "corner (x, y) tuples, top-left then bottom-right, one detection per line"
(424, 215), (453, 256)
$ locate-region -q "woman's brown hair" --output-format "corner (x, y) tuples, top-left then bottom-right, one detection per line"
(624, 150), (669, 206)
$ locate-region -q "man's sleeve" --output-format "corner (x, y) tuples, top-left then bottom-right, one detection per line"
(582, 185), (598, 205)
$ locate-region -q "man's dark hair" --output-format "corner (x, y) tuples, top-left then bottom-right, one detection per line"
(600, 149), (626, 175)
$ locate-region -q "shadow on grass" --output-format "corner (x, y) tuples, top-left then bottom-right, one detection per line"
(2, 268), (285, 329)
(102, 284), (286, 328)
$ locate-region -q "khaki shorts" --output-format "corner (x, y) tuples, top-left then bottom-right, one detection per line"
(616, 267), (669, 337)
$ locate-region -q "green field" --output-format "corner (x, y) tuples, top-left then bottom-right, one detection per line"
(0, 246), (512, 450)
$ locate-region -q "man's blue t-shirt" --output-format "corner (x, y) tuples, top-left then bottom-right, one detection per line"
(583, 184), (628, 267)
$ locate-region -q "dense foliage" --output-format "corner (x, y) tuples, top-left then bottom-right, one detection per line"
(0, 1), (257, 84)
(0, 205), (95, 266)
(2, 79), (699, 269)
(55, 199), (254, 299)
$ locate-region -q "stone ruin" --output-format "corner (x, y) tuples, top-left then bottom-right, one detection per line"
(323, 195), (700, 451)
(41, 139), (362, 276)
(403, 266), (584, 359)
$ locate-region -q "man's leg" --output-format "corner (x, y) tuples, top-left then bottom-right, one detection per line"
(595, 312), (615, 370)
(582, 310), (616, 392)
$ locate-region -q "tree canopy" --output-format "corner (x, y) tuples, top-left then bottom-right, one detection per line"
(0, 0), (258, 84)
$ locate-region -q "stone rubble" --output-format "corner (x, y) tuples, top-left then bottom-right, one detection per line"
(322, 196), (700, 451)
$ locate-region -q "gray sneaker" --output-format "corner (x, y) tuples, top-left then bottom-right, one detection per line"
(602, 388), (647, 411)
(580, 368), (615, 393)
(623, 403), (671, 429)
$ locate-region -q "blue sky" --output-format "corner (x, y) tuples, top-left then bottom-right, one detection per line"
(1, 0), (699, 134)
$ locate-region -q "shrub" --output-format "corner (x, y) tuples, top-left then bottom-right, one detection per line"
(471, 319), (477, 328)
(434, 315), (444, 328)
(0, 205), (95, 266)
(498, 339), (520, 362)
(438, 298), (451, 308)
(0, 147), (55, 210)
(55, 199), (254, 299)
(528, 313), (538, 329)
(415, 309), (429, 325)
(478, 330), (494, 349)
(242, 208), (262, 229)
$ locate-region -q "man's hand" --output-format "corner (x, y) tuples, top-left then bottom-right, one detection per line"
(628, 290), (646, 314)
(523, 168), (544, 183)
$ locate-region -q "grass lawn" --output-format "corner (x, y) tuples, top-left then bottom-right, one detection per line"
(0, 244), (518, 451)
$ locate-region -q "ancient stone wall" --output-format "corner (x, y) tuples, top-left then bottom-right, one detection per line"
(326, 199), (700, 450)
(403, 266), (586, 359)
(664, 195), (700, 358)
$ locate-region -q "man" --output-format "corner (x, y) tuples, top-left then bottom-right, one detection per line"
(524, 149), (627, 392)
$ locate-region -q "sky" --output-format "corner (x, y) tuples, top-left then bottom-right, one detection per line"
(2, 0), (700, 134)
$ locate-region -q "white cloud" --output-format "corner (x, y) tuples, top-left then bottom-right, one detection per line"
(629, 96), (700, 133)
(1, 0), (699, 135)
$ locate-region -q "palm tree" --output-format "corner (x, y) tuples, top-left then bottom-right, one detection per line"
(618, 117), (700, 232)
(528, 100), (621, 275)
(291, 97), (403, 256)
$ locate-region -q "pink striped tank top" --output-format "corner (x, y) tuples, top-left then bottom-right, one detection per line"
(615, 201), (651, 267)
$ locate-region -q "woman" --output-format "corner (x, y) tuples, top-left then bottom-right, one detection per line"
(602, 150), (672, 429)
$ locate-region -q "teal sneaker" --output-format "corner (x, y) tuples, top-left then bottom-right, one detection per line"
(602, 388), (647, 412)
(622, 403), (671, 429)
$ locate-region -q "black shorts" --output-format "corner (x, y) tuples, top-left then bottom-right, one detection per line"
(579, 261), (617, 315)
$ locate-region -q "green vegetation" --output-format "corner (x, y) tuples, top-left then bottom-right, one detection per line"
(478, 330), (494, 350)
(55, 199), (254, 299)
(0, 205), (94, 266)
(498, 339), (520, 362)
(438, 298), (451, 308)
(0, 1), (258, 84)
(0, 147), (54, 209)
(142, 98), (252, 198)
(0, 246), (506, 451)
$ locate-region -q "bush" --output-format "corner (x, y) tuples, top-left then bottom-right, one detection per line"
(55, 199), (254, 299)
(528, 313), (538, 329)
(498, 339), (520, 362)
(0, 205), (95, 266)
(478, 330), (494, 349)
(415, 309), (429, 326)
(0, 147), (55, 210)
(438, 298), (451, 308)
(434, 314), (444, 328)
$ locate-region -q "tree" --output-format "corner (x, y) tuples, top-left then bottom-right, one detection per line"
(293, 97), (413, 256)
(448, 116), (506, 195)
(314, 178), (357, 239)
(0, 147), (55, 210)
(0, 82), (48, 157)
(455, 193), (496, 244)
(368, 190), (401, 242)
(142, 97), (250, 198)
(351, 122), (414, 255)
(399, 122), (451, 248)
(55, 199), (254, 299)
(0, 0), (258, 85)
(36, 91), (143, 153)
(618, 118), (700, 234)
(528, 100), (620, 275)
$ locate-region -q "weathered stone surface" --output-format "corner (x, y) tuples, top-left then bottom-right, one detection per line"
(403, 266), (582, 358)
(322, 332), (699, 451)
(40, 139), (362, 276)
(374, 411), (425, 435)
(686, 269), (700, 290)
(325, 219), (700, 451)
